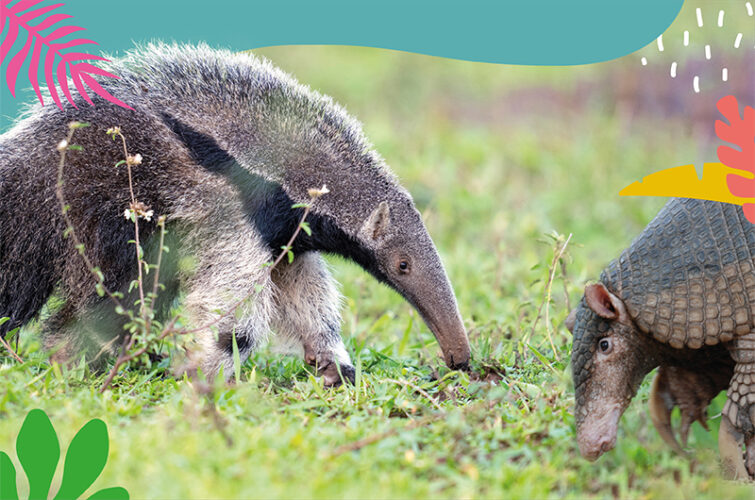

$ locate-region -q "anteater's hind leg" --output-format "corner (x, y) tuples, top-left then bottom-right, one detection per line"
(270, 252), (354, 386)
(42, 231), (183, 370)
(43, 298), (127, 370)
(720, 332), (755, 479)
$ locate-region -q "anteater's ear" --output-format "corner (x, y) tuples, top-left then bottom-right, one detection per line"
(584, 283), (630, 323)
(360, 201), (391, 242)
(565, 309), (577, 333)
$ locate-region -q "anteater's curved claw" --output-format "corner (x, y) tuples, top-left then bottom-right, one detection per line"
(719, 415), (749, 480)
(649, 371), (686, 454)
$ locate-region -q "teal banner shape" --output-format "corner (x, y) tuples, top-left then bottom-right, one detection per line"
(1, 0), (683, 128)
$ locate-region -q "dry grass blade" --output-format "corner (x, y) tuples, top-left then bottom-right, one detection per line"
(0, 333), (23, 363)
(385, 378), (444, 411)
(528, 233), (572, 362)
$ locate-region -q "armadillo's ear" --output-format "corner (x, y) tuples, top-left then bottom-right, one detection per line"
(360, 201), (391, 242)
(584, 283), (630, 324)
(565, 309), (577, 333)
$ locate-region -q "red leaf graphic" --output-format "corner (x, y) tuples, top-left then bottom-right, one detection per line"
(1, 0), (132, 110)
(716, 95), (755, 223)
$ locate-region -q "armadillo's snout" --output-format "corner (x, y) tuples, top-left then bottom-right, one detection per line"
(578, 432), (617, 461)
(577, 406), (622, 461)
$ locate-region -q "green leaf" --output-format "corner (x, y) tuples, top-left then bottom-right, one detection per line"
(290, 203), (309, 209)
(527, 343), (555, 373)
(87, 487), (129, 500)
(231, 330), (241, 385)
(16, 409), (60, 500)
(0, 451), (19, 500)
(0, 317), (8, 327)
(397, 316), (413, 356)
(299, 222), (312, 236)
(53, 419), (109, 500)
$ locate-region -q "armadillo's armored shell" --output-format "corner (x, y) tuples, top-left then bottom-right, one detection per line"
(601, 199), (755, 349)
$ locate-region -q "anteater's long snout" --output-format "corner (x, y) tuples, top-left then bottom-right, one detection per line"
(425, 307), (470, 370)
(408, 275), (471, 370)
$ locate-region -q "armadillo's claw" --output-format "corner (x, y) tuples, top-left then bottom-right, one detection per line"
(719, 415), (749, 480)
(679, 405), (709, 448)
(649, 370), (686, 454)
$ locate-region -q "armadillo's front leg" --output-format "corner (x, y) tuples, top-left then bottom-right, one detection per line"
(650, 366), (715, 453)
(649, 356), (734, 452)
(721, 334), (755, 479)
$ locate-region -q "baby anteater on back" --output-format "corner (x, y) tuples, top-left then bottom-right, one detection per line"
(567, 198), (755, 479)
(0, 43), (471, 383)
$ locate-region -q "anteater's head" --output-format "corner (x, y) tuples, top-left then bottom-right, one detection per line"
(566, 283), (658, 461)
(353, 199), (470, 370)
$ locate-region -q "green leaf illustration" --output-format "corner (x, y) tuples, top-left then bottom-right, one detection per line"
(16, 409), (60, 500)
(87, 487), (129, 500)
(53, 420), (109, 500)
(2, 410), (128, 500)
(0, 451), (19, 500)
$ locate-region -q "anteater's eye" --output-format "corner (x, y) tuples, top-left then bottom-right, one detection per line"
(398, 260), (410, 274)
(598, 338), (612, 354)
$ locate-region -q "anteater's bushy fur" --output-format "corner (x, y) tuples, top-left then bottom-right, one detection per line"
(0, 43), (468, 378)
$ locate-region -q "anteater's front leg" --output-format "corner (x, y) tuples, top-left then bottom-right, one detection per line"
(183, 225), (275, 380)
(271, 252), (355, 386)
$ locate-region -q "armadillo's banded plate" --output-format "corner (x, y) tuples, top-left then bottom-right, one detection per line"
(603, 199), (755, 349)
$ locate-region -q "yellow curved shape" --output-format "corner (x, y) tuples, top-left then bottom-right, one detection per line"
(619, 162), (754, 205)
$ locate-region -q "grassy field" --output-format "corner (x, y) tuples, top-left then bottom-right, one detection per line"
(2, 2), (755, 498)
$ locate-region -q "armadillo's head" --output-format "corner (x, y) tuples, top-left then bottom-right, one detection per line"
(355, 199), (471, 370)
(566, 283), (658, 461)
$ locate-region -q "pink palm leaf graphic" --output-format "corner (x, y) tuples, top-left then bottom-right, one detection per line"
(1, 0), (132, 110)
(716, 95), (755, 223)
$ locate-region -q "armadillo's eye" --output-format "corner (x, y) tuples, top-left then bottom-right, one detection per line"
(398, 260), (410, 274)
(598, 338), (612, 354)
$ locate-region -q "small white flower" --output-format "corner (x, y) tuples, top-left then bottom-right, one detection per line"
(307, 184), (330, 198)
(126, 153), (143, 166)
(127, 201), (154, 221)
(56, 140), (68, 151)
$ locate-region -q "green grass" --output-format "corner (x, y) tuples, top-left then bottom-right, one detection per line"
(2, 1), (754, 497)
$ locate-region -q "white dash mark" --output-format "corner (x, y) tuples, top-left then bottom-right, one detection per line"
(735, 32), (743, 48)
(718, 10), (725, 27)
(693, 76), (700, 93)
(747, 2), (753, 16)
(684, 30), (690, 46)
(705, 44), (711, 60)
(722, 68), (728, 82)
(696, 7), (704, 27)
(641, 57), (648, 66)
(657, 35), (664, 52)
(670, 62), (677, 78)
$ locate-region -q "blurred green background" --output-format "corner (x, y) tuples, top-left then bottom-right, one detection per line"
(2, 1), (754, 498)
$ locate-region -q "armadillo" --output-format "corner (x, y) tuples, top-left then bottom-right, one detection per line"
(566, 197), (755, 479)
